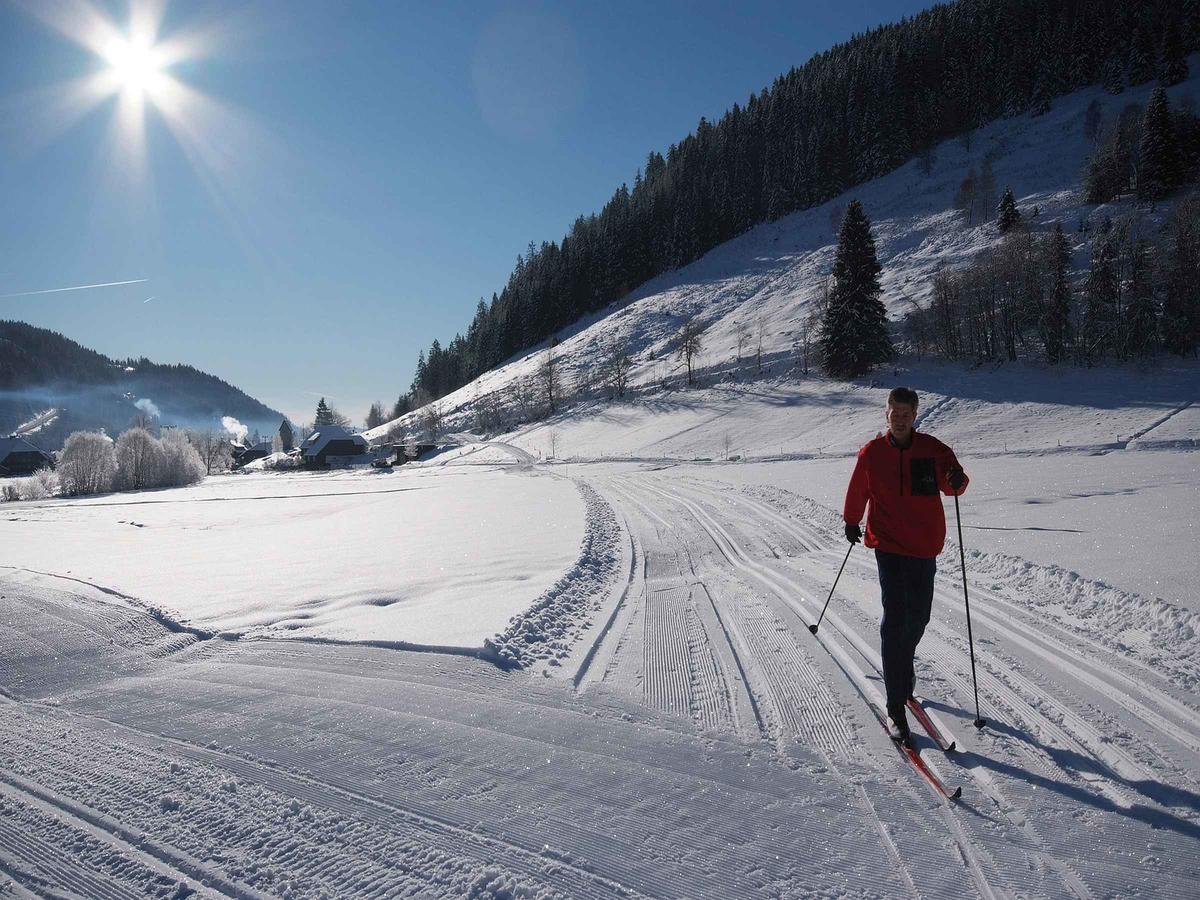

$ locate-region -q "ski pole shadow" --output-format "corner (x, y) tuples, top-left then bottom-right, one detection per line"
(949, 716), (1200, 842)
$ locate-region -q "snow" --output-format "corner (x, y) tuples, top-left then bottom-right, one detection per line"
(3, 67), (1200, 898)
(1, 465), (585, 647)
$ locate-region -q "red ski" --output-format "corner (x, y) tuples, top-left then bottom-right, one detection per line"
(868, 703), (962, 801)
(908, 695), (957, 752)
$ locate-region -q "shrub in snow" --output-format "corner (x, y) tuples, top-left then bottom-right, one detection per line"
(115, 427), (167, 491)
(161, 429), (206, 486)
(158, 795), (182, 812)
(0, 483), (19, 502)
(16, 468), (59, 500)
(57, 431), (117, 496)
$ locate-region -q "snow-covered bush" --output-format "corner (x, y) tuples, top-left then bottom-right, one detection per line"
(0, 483), (19, 502)
(57, 431), (117, 496)
(16, 468), (59, 500)
(114, 427), (167, 491)
(161, 429), (206, 486)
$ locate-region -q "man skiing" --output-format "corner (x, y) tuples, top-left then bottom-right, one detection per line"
(843, 387), (968, 746)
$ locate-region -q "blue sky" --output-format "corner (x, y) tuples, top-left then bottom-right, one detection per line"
(1, 0), (933, 425)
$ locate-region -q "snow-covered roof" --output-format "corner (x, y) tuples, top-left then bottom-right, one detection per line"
(300, 425), (368, 457)
(0, 435), (52, 461)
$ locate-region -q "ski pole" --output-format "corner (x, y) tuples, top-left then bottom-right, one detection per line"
(809, 541), (854, 634)
(954, 491), (986, 729)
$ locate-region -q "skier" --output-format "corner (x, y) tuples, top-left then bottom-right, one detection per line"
(843, 387), (968, 745)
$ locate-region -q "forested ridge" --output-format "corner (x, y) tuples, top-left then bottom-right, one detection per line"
(400, 0), (1197, 413)
(0, 320), (284, 440)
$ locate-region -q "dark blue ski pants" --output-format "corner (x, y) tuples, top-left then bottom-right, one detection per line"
(875, 549), (936, 712)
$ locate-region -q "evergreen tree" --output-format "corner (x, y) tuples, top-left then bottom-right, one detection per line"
(818, 200), (891, 378)
(1124, 239), (1158, 357)
(1126, 25), (1156, 86)
(997, 187), (1021, 233)
(314, 398), (334, 427)
(1080, 228), (1121, 364)
(1102, 55), (1126, 95)
(1158, 16), (1189, 87)
(1161, 200), (1200, 356)
(1138, 87), (1179, 200)
(365, 401), (387, 430)
(1042, 224), (1073, 363)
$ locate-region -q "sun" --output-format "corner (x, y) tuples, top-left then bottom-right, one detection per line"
(102, 35), (167, 97)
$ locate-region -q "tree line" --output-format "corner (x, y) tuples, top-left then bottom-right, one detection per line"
(395, 0), (1198, 414)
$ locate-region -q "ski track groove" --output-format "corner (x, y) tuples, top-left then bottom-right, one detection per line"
(627, 474), (1086, 900)
(2, 710), (652, 900)
(680, 478), (1200, 899)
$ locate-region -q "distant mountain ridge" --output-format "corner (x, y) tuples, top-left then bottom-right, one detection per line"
(0, 320), (286, 449)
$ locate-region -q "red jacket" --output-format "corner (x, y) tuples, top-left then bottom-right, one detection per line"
(843, 431), (968, 558)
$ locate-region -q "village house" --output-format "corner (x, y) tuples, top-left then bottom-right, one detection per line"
(0, 435), (54, 477)
(299, 425), (368, 469)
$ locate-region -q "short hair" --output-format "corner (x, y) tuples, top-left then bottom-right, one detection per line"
(887, 386), (919, 409)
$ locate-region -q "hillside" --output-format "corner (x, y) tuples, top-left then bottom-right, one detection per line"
(0, 320), (287, 448)
(370, 58), (1200, 448)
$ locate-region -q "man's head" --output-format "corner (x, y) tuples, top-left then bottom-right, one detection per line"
(885, 387), (919, 445)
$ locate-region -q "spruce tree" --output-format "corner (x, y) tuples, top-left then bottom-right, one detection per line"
(1162, 205), (1200, 357)
(1042, 225), (1072, 364)
(818, 200), (891, 378)
(1126, 26), (1156, 86)
(314, 398), (335, 428)
(1124, 240), (1158, 357)
(1138, 87), (1179, 200)
(1158, 17), (1189, 87)
(997, 187), (1021, 233)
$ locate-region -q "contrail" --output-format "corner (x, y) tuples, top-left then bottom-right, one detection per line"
(0, 278), (148, 299)
(142, 296), (155, 303)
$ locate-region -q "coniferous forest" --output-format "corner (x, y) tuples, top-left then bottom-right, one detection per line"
(402, 0), (1199, 413)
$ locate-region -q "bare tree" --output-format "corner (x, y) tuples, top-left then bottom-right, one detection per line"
(676, 316), (705, 386)
(539, 345), (559, 415)
(547, 429), (559, 459)
(114, 428), (165, 491)
(419, 400), (444, 444)
(161, 429), (205, 486)
(605, 336), (632, 399)
(189, 430), (232, 475)
(734, 320), (749, 364)
(755, 317), (767, 374)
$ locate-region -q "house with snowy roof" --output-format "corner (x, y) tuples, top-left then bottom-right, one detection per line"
(0, 435), (54, 477)
(299, 425), (368, 469)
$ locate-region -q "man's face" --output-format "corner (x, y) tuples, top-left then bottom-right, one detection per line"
(886, 401), (917, 442)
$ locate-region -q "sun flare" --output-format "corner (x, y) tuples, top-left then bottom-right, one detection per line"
(102, 36), (166, 97)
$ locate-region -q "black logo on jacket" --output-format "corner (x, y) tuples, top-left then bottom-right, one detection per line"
(910, 458), (938, 496)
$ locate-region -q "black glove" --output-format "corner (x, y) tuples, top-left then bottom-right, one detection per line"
(948, 467), (966, 491)
(845, 523), (862, 544)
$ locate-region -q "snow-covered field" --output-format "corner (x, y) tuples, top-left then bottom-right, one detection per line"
(4, 69), (1200, 898)
(1, 464), (584, 647)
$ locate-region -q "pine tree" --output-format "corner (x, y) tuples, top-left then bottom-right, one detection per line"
(1102, 56), (1126, 95)
(997, 187), (1021, 233)
(818, 200), (892, 378)
(314, 398), (334, 427)
(1042, 225), (1072, 363)
(1126, 25), (1156, 86)
(1124, 240), (1158, 357)
(1161, 201), (1200, 356)
(1138, 87), (1179, 200)
(1158, 16), (1189, 87)
(1080, 228), (1121, 365)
